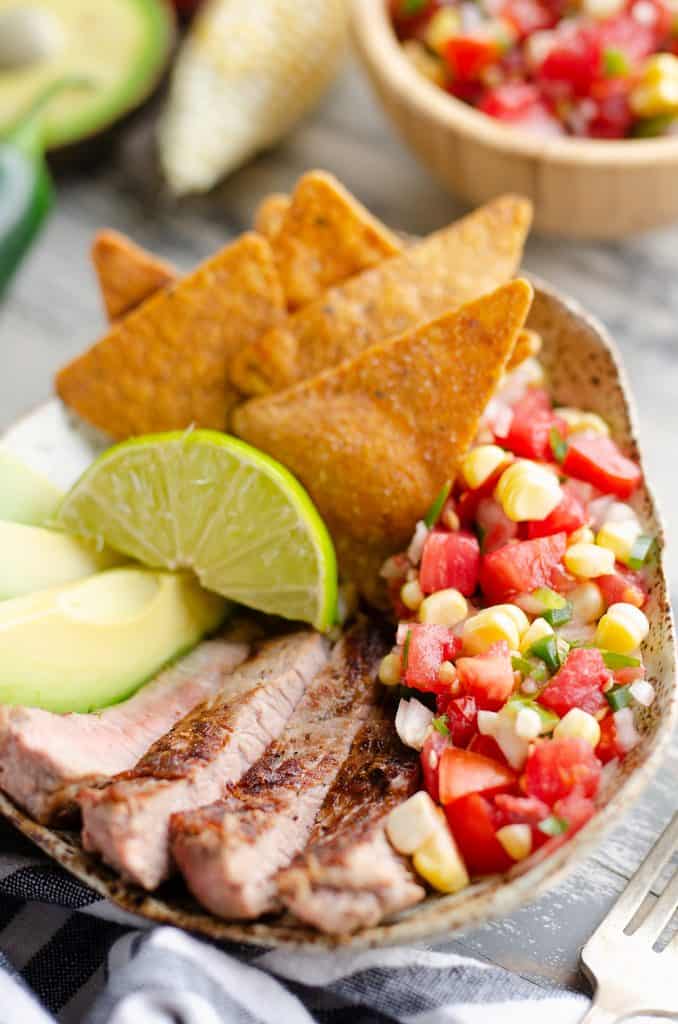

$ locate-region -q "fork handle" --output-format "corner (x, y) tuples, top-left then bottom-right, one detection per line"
(578, 1003), (619, 1024)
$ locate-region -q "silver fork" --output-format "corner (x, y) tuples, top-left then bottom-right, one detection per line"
(579, 812), (678, 1023)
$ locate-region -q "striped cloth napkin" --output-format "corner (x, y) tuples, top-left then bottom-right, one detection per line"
(0, 820), (590, 1024)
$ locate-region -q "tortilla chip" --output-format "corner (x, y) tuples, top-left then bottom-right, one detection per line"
(230, 195), (533, 397)
(254, 193), (290, 240)
(92, 230), (177, 321)
(272, 171), (403, 310)
(508, 327), (542, 371)
(233, 280), (533, 599)
(57, 233), (286, 440)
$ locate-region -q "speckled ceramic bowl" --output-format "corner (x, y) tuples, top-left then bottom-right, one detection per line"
(1, 278), (676, 948)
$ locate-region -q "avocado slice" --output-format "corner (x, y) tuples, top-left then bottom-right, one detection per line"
(0, 444), (62, 525)
(0, 568), (228, 712)
(0, 520), (123, 599)
(0, 0), (175, 151)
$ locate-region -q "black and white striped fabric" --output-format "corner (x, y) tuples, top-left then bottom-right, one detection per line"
(0, 821), (590, 1024)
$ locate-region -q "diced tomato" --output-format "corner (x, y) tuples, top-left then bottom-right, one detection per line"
(439, 747), (516, 805)
(479, 82), (542, 119)
(526, 484), (586, 539)
(403, 624), (462, 692)
(419, 530), (480, 596)
(469, 732), (510, 765)
(445, 34), (500, 80)
(501, 0), (556, 39)
(480, 532), (567, 604)
(595, 713), (623, 764)
(524, 737), (602, 805)
(445, 793), (514, 875)
(538, 647), (611, 717)
(597, 566), (648, 609)
(599, 10), (658, 67)
(498, 389), (566, 461)
(456, 641), (515, 711)
(537, 23), (602, 98)
(494, 793), (551, 827)
(436, 695), (478, 747)
(552, 791), (596, 834)
(421, 729), (452, 803)
(563, 435), (641, 499)
(613, 665), (645, 686)
(586, 76), (634, 139)
(474, 497), (519, 554)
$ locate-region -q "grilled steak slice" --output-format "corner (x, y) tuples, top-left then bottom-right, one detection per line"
(170, 618), (389, 920)
(0, 623), (254, 825)
(277, 708), (424, 935)
(79, 631), (327, 890)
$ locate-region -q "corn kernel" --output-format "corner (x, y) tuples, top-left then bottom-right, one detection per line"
(631, 54), (678, 117)
(565, 542), (615, 579)
(386, 791), (440, 855)
(378, 652), (402, 687)
(463, 607), (521, 654)
(441, 504), (460, 532)
(596, 519), (640, 564)
(568, 526), (595, 546)
(596, 602), (649, 654)
(496, 823), (533, 861)
(412, 811), (470, 894)
(568, 582), (605, 624)
(555, 407), (610, 436)
(438, 660), (458, 686)
(519, 616), (554, 654)
(425, 7), (462, 53)
(496, 460), (562, 523)
(461, 445), (509, 490)
(419, 588), (468, 627)
(497, 603), (530, 635)
(403, 40), (447, 87)
(554, 707), (601, 747)
(401, 579), (424, 611)
(515, 706), (542, 740)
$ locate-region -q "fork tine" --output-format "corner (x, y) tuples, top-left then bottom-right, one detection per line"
(632, 864), (678, 945)
(593, 813), (678, 936)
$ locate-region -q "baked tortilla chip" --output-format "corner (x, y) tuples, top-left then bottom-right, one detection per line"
(92, 230), (177, 321)
(272, 171), (403, 310)
(233, 280), (533, 599)
(508, 327), (542, 370)
(57, 233), (285, 440)
(230, 195), (533, 397)
(254, 193), (290, 240)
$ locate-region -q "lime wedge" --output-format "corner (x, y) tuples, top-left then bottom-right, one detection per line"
(56, 431), (337, 631)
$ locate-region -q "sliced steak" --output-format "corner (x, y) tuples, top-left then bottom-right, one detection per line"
(170, 618), (389, 920)
(277, 708), (424, 935)
(79, 631), (327, 890)
(0, 621), (254, 825)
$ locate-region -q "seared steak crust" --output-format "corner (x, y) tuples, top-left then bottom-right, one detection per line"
(278, 708), (424, 935)
(170, 618), (390, 920)
(0, 624), (254, 825)
(79, 631), (327, 890)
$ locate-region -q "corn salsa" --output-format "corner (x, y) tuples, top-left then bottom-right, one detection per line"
(391, 0), (678, 138)
(381, 356), (655, 893)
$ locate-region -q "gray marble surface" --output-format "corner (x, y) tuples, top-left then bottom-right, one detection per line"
(0, 56), (676, 994)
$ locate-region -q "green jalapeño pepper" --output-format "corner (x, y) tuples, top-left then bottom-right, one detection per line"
(0, 77), (89, 297)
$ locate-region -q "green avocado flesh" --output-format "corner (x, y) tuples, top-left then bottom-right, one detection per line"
(0, 520), (122, 599)
(0, 568), (228, 712)
(0, 0), (175, 150)
(0, 445), (62, 524)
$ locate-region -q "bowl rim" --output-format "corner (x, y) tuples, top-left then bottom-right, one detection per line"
(351, 0), (678, 167)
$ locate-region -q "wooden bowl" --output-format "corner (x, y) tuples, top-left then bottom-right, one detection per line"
(351, 0), (678, 239)
(2, 278), (676, 948)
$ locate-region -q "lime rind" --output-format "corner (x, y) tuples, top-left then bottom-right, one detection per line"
(56, 430), (338, 632)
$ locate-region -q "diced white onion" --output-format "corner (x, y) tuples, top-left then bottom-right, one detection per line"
(408, 521), (429, 565)
(396, 623), (410, 645)
(630, 680), (655, 707)
(395, 698), (434, 751)
(477, 710), (498, 735)
(588, 496), (615, 531)
(613, 707), (641, 753)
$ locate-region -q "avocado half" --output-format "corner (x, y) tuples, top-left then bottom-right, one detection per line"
(0, 0), (176, 151)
